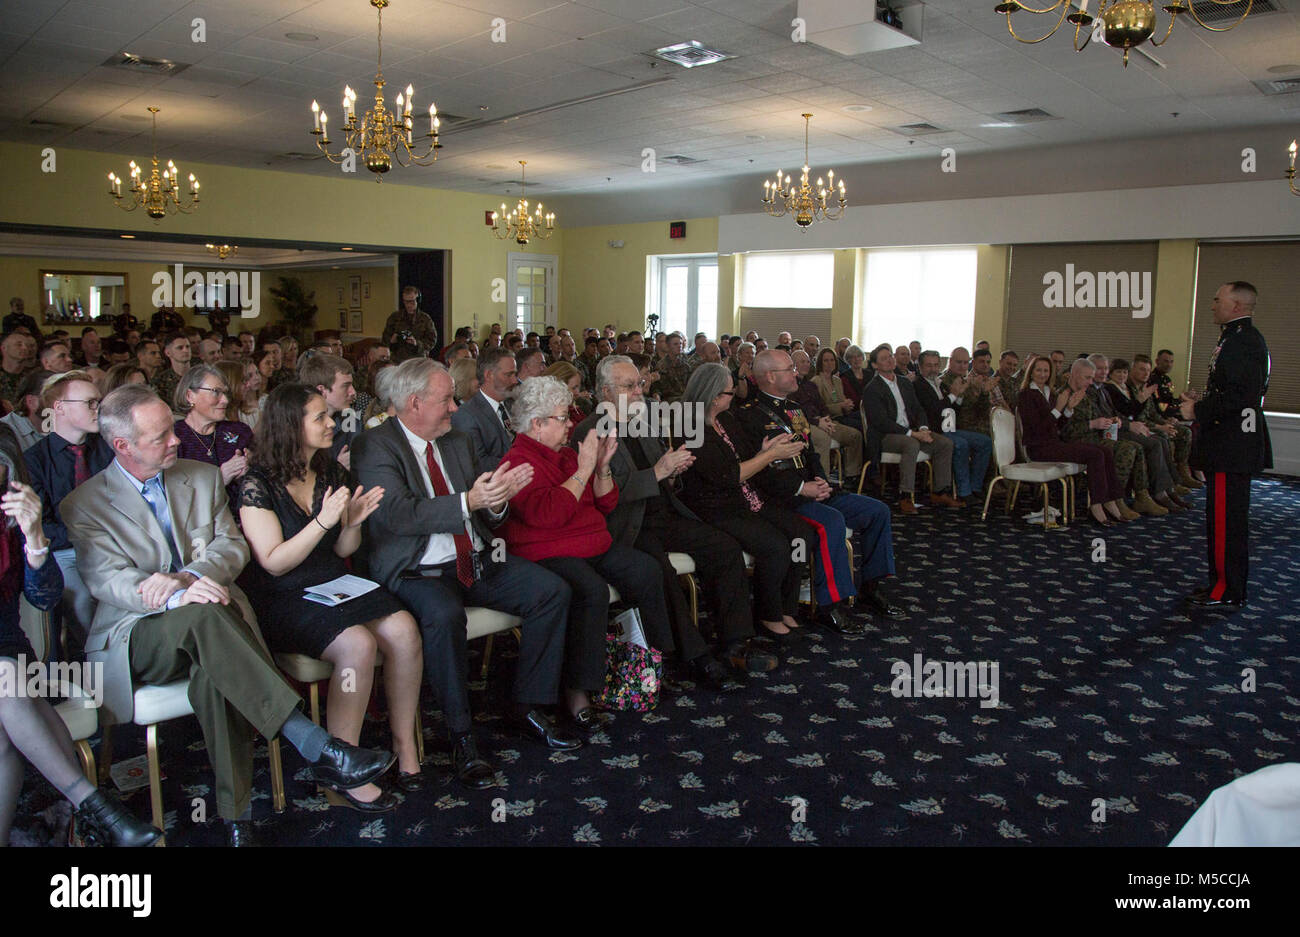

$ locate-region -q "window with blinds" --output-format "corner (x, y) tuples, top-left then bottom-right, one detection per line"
(1190, 241), (1295, 414)
(859, 248), (977, 355)
(1005, 242), (1158, 364)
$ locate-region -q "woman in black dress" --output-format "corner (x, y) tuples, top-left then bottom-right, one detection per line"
(0, 434), (159, 846)
(680, 363), (812, 644)
(240, 383), (423, 812)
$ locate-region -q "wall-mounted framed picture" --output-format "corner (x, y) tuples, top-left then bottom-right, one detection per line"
(337, 286), (344, 304)
(348, 275), (361, 309)
(338, 308), (348, 330)
(362, 281), (370, 300)
(350, 311), (363, 333)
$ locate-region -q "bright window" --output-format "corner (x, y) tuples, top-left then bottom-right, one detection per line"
(741, 252), (834, 308)
(649, 255), (718, 338)
(859, 248), (977, 355)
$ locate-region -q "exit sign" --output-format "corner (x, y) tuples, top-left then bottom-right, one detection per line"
(669, 221), (686, 239)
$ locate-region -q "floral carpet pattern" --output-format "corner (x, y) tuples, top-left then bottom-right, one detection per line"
(14, 476), (1298, 846)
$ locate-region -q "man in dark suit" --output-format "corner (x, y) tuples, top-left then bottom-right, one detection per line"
(571, 355), (773, 689)
(738, 351), (905, 633)
(352, 358), (577, 789)
(913, 350), (992, 504)
(863, 346), (961, 513)
(451, 346), (517, 473)
(63, 385), (393, 845)
(23, 370), (113, 660)
(1181, 281), (1272, 608)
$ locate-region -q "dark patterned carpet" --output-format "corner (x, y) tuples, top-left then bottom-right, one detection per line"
(13, 475), (1299, 847)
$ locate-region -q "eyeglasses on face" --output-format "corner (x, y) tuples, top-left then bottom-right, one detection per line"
(541, 414), (571, 425)
(195, 386), (230, 399)
(62, 398), (101, 410)
(611, 380), (647, 391)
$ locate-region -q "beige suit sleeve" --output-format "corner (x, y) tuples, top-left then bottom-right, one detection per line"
(62, 493), (155, 614)
(181, 465), (250, 584)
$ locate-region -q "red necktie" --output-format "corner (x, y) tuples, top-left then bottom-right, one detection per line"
(66, 442), (90, 488)
(424, 442), (475, 588)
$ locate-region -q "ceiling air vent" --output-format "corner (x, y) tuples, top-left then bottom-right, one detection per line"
(28, 118), (68, 129)
(648, 40), (734, 69)
(271, 152), (320, 161)
(103, 52), (191, 77)
(661, 154), (704, 165)
(1252, 76), (1300, 96)
(991, 107), (1059, 124)
(1189, 0), (1276, 24)
(891, 122), (944, 136)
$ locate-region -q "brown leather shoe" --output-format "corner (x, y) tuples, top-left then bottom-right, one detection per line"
(899, 497), (918, 515)
(929, 493), (963, 509)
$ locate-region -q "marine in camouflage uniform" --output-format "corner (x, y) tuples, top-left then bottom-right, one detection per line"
(650, 352), (691, 402)
(1061, 389), (1165, 514)
(150, 365), (183, 411)
(1130, 379), (1196, 486)
(939, 368), (996, 436)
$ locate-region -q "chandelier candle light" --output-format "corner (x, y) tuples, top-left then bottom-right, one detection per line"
(761, 114), (846, 228)
(1288, 140), (1298, 197)
(106, 106), (199, 220)
(489, 161), (555, 244)
(310, 0), (440, 179)
(994, 0), (1255, 67)
(206, 244), (237, 260)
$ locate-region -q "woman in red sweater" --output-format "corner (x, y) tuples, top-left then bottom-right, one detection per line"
(500, 376), (674, 732)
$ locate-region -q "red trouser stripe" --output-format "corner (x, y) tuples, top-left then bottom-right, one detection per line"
(799, 515), (842, 605)
(1211, 472), (1228, 600)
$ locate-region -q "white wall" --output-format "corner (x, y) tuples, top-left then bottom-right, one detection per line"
(1266, 413), (1300, 478)
(718, 180), (1300, 253)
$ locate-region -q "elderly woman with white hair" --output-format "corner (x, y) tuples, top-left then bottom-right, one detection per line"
(498, 376), (675, 733)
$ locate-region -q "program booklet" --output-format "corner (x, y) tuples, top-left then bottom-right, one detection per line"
(303, 574), (380, 607)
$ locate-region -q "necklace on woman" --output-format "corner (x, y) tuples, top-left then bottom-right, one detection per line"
(188, 421), (217, 459)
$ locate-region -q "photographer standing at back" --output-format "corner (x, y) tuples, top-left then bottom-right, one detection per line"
(383, 286), (438, 357)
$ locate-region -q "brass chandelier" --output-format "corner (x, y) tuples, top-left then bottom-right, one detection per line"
(206, 243), (237, 260)
(1288, 141), (1299, 197)
(994, 0), (1255, 67)
(106, 106), (199, 220)
(310, 0), (440, 179)
(489, 161), (555, 244)
(761, 114), (846, 228)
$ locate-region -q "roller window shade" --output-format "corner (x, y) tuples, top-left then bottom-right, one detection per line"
(1191, 241), (1296, 414)
(1005, 242), (1158, 366)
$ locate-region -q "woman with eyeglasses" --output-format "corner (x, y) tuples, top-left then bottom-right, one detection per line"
(680, 363), (812, 644)
(498, 376), (675, 733)
(173, 364), (253, 507)
(541, 361), (591, 441)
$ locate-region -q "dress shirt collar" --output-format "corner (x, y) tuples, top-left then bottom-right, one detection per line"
(1031, 382), (1049, 400)
(113, 458), (161, 494)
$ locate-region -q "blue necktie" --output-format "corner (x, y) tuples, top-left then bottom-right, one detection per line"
(141, 475), (184, 573)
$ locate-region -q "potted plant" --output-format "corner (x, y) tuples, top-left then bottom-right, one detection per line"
(268, 275), (318, 345)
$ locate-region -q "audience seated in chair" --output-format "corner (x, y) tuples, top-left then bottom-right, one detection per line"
(240, 383), (424, 811)
(63, 385), (395, 846)
(450, 347), (518, 473)
(913, 350), (992, 504)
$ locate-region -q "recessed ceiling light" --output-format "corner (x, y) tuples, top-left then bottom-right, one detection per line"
(120, 234), (135, 239)
(842, 104), (873, 113)
(745, 134), (765, 142)
(1267, 63), (1300, 74)
(341, 247), (353, 251)
(284, 32), (318, 42)
(980, 122), (1016, 128)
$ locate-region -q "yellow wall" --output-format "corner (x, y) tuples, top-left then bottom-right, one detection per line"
(973, 245), (1011, 352)
(0, 141), (560, 340)
(559, 217), (718, 334)
(1151, 239), (1198, 391)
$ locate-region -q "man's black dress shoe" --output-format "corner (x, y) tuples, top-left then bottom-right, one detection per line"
(815, 604), (866, 635)
(691, 655), (745, 693)
(451, 735), (496, 789)
(860, 590), (906, 620)
(726, 640), (778, 674)
(309, 738), (396, 791)
(73, 789), (162, 847)
(510, 708), (583, 750)
(1187, 593), (1246, 608)
(225, 820), (259, 847)
(393, 769), (427, 794)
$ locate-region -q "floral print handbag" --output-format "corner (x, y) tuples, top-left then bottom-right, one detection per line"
(593, 607), (663, 712)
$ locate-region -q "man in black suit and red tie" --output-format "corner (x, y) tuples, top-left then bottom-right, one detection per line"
(1181, 281), (1272, 609)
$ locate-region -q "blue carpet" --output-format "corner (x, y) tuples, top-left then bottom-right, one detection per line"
(14, 476), (1299, 846)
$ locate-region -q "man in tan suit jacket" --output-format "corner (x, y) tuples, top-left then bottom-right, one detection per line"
(62, 385), (395, 844)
